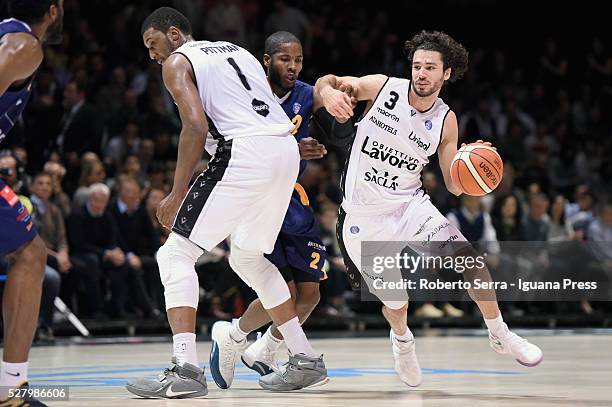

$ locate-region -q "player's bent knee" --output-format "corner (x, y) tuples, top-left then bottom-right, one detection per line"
(296, 286), (320, 309)
(229, 242), (291, 309)
(157, 233), (203, 311)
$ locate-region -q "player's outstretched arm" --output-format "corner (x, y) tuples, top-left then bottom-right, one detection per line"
(314, 74), (386, 121)
(437, 110), (463, 196)
(156, 53), (208, 229)
(0, 33), (43, 95)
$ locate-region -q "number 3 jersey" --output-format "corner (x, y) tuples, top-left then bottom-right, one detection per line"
(173, 40), (293, 140)
(341, 77), (450, 215)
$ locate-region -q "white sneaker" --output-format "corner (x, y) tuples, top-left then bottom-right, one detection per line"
(390, 329), (422, 387)
(241, 331), (280, 376)
(209, 321), (248, 389)
(489, 330), (543, 367)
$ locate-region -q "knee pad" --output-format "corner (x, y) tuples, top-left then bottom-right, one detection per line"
(229, 241), (291, 309)
(157, 233), (203, 311)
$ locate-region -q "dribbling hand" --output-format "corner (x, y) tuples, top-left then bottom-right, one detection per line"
(461, 139), (497, 150)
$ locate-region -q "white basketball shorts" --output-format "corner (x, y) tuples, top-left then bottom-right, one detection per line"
(172, 134), (299, 254)
(337, 192), (468, 308)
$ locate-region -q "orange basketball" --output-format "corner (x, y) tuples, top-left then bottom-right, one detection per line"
(450, 143), (503, 196)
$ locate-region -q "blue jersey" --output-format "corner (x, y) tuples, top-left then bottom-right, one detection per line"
(279, 80), (315, 235)
(281, 80), (314, 178)
(265, 80), (325, 279)
(0, 18), (36, 144)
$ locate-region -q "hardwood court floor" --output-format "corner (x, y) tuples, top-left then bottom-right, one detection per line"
(27, 333), (612, 406)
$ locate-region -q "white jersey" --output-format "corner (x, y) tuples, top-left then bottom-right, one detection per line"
(341, 77), (451, 215)
(173, 40), (293, 140)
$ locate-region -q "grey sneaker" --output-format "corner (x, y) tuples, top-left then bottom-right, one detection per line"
(126, 357), (208, 399)
(258, 353), (328, 391)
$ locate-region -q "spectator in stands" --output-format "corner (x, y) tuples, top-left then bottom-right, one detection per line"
(29, 173), (65, 342)
(566, 185), (595, 233)
(0, 152), (27, 195)
(43, 161), (71, 218)
(55, 79), (102, 163)
(491, 193), (524, 241)
(67, 183), (129, 318)
(548, 194), (576, 241)
(522, 193), (550, 241)
(72, 158), (106, 210)
(109, 177), (162, 317)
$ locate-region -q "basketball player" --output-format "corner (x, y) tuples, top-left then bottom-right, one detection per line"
(126, 8), (327, 398)
(0, 1), (63, 406)
(209, 31), (347, 387)
(309, 30), (543, 387)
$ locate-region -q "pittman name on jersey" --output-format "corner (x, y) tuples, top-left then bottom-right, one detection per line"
(200, 44), (240, 54)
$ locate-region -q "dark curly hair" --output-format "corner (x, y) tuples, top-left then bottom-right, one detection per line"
(404, 30), (469, 83)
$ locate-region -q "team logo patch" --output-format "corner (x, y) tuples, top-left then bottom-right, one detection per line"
(424, 120), (433, 130)
(251, 98), (270, 117)
(350, 226), (360, 234)
(293, 102), (301, 115)
(0, 185), (19, 207)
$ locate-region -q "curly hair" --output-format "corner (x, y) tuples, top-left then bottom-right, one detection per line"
(404, 30), (469, 83)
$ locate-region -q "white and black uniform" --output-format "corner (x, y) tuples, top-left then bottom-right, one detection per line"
(171, 40), (299, 253)
(336, 77), (467, 308)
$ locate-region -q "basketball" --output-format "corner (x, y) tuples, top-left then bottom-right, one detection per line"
(450, 143), (503, 196)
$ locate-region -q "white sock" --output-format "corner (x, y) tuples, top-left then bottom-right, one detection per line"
(393, 327), (414, 342)
(277, 317), (316, 357)
(265, 326), (284, 350)
(484, 313), (509, 338)
(0, 361), (28, 400)
(173, 333), (198, 366)
(230, 319), (248, 343)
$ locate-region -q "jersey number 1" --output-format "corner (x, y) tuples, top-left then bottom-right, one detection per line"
(227, 58), (251, 91)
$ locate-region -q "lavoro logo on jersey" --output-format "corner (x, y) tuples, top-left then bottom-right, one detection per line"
(251, 99), (270, 117)
(364, 167), (399, 190)
(360, 136), (420, 171)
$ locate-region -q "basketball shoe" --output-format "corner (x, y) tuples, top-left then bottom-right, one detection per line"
(390, 329), (422, 387)
(489, 330), (543, 367)
(209, 321), (248, 389)
(241, 330), (281, 376)
(125, 357), (208, 399)
(258, 353), (328, 391)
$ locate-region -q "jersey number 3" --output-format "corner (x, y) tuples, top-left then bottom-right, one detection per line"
(384, 91), (399, 110)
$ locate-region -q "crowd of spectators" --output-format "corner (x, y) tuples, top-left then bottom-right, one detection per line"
(0, 1), (611, 339)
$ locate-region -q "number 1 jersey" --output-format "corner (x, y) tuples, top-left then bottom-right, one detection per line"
(173, 40), (293, 141)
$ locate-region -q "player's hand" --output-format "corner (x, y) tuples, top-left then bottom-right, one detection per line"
(321, 87), (354, 120)
(157, 192), (184, 230)
(461, 139), (497, 150)
(338, 83), (358, 108)
(299, 137), (327, 160)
